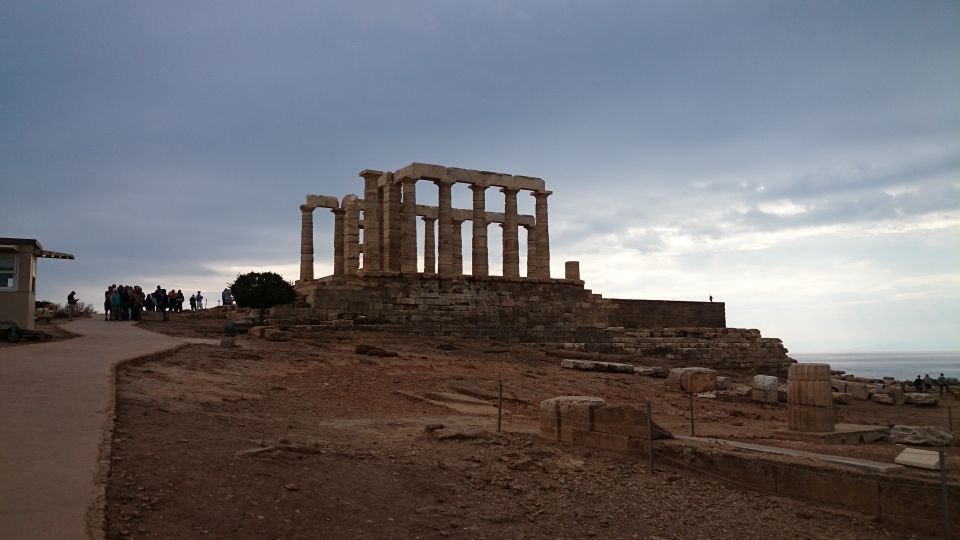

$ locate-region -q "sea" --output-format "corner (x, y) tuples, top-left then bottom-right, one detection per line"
(790, 351), (960, 381)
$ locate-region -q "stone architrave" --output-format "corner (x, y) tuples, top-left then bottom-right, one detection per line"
(451, 219), (463, 275)
(523, 224), (537, 277)
(501, 187), (520, 277)
(299, 204), (314, 282)
(343, 196), (361, 275)
(469, 184), (488, 277)
(422, 216), (436, 275)
(400, 178), (418, 273)
(381, 174), (401, 272)
(331, 208), (345, 276)
(436, 180), (454, 276)
(360, 170), (383, 272)
(533, 190), (551, 278)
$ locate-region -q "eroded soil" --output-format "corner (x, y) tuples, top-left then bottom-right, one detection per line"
(105, 312), (957, 539)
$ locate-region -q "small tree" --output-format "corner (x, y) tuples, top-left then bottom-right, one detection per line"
(229, 271), (297, 324)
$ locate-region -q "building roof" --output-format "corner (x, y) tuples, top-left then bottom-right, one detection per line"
(0, 238), (75, 259)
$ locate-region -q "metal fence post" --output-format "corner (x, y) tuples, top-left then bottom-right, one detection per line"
(689, 391), (695, 436)
(941, 449), (951, 539)
(497, 379), (503, 433)
(646, 401), (655, 473)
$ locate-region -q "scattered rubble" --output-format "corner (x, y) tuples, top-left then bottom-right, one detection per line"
(560, 359), (635, 374)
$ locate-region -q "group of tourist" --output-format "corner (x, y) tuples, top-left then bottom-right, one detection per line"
(103, 284), (209, 322)
(911, 373), (950, 396)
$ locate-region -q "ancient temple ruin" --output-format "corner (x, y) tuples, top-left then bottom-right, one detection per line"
(286, 162), (794, 374)
(297, 162), (553, 282)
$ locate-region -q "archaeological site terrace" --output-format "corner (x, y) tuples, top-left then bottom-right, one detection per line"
(287, 162), (793, 373)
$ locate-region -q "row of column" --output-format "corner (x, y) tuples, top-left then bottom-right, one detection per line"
(298, 179), (552, 281)
(364, 178), (551, 279)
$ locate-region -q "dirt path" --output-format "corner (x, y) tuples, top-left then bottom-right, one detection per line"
(0, 318), (183, 540)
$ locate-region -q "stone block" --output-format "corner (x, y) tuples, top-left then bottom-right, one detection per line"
(904, 393), (938, 406)
(752, 375), (779, 391)
(539, 400), (560, 441)
(833, 392), (852, 405)
(788, 363), (831, 381)
(539, 396), (606, 443)
(716, 376), (731, 390)
(666, 367), (718, 393)
(513, 175), (546, 191)
(560, 359), (635, 374)
(788, 404), (835, 432)
(751, 389), (778, 403)
(844, 382), (870, 400)
(264, 329), (292, 342)
(830, 379), (847, 392)
(894, 448), (942, 470)
(871, 393), (893, 405)
(248, 326), (275, 338)
(592, 404), (672, 439)
(570, 428), (642, 455)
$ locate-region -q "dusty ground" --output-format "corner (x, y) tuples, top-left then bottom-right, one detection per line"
(104, 311), (956, 539)
(0, 318), (78, 348)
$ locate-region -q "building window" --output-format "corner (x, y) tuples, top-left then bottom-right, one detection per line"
(0, 255), (14, 290)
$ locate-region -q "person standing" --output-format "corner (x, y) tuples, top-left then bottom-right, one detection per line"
(176, 290), (185, 313)
(155, 286), (168, 321)
(67, 291), (78, 320)
(189, 294), (197, 311)
(104, 285), (114, 321)
(111, 287), (122, 321)
(937, 373), (948, 396)
(221, 288), (233, 310)
(195, 290), (204, 311)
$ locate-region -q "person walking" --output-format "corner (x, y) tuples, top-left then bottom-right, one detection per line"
(67, 291), (78, 320)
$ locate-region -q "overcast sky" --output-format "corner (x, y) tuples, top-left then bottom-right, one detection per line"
(2, 1), (958, 352)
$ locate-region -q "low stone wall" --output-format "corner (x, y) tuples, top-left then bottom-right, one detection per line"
(607, 299), (725, 329)
(659, 440), (960, 537)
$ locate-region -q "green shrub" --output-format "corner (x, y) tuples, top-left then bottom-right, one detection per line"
(229, 272), (296, 324)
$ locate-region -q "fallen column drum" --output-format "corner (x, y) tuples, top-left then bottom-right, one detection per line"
(787, 363), (835, 432)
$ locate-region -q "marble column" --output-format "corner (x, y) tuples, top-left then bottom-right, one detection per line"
(299, 204), (314, 282)
(360, 171), (382, 272)
(436, 180), (454, 276)
(523, 224), (537, 278)
(452, 219), (464, 275)
(533, 190), (552, 278)
(344, 197), (360, 275)
(400, 178), (418, 273)
(332, 207), (345, 276)
(501, 187), (520, 277)
(469, 184), (488, 277)
(422, 216), (436, 275)
(381, 174), (401, 272)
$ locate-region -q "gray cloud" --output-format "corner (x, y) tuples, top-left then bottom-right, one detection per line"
(2, 1), (958, 349)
